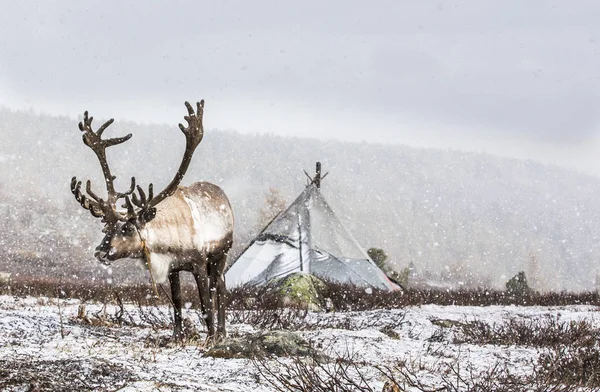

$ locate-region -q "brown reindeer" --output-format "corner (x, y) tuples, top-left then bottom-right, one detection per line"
(71, 101), (234, 340)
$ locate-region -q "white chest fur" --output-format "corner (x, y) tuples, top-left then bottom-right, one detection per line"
(141, 252), (173, 284)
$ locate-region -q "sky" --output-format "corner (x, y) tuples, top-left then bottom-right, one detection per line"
(2, 1), (600, 175)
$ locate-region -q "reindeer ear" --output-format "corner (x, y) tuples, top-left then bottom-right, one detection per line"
(142, 207), (157, 223)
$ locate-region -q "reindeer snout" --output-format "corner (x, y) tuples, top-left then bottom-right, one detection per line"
(94, 248), (111, 264)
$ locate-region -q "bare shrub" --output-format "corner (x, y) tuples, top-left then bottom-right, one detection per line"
(382, 360), (525, 392)
(4, 276), (600, 309)
(302, 280), (600, 310)
(3, 276), (202, 307)
(455, 316), (600, 347)
(322, 280), (406, 311)
(73, 292), (172, 331)
(381, 358), (580, 392)
(227, 284), (313, 330)
(536, 346), (600, 388)
(252, 351), (378, 392)
(75, 292), (137, 328)
(135, 302), (173, 329)
(253, 349), (535, 392)
(0, 357), (137, 391)
(226, 284), (281, 309)
(228, 307), (310, 330)
(228, 284), (404, 332)
(253, 343), (594, 392)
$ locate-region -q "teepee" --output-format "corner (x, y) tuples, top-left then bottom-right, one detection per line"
(226, 163), (399, 291)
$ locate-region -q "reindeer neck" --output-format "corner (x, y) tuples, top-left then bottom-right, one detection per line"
(135, 228), (160, 298)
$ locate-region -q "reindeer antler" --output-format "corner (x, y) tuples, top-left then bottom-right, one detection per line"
(71, 178), (104, 218)
(73, 101), (205, 223)
(122, 183), (155, 221)
(71, 111), (135, 223)
(148, 100), (205, 207)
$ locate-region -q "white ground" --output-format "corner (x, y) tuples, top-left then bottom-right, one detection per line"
(0, 295), (598, 391)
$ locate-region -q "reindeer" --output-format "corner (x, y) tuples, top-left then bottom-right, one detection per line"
(70, 101), (234, 340)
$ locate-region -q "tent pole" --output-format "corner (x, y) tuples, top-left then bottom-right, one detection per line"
(314, 162), (321, 188)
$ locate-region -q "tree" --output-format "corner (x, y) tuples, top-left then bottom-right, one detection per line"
(368, 247), (408, 287)
(505, 271), (531, 296)
(367, 247), (388, 271)
(396, 266), (411, 287)
(256, 187), (287, 232)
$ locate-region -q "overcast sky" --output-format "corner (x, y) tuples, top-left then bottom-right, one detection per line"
(2, 1), (600, 175)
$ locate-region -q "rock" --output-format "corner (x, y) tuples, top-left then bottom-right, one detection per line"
(380, 325), (400, 339)
(205, 331), (325, 360)
(430, 318), (462, 328)
(269, 272), (327, 311)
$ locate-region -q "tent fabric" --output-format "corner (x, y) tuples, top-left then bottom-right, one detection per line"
(226, 184), (398, 291)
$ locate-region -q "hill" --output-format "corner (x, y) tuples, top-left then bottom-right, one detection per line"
(1, 107), (599, 290)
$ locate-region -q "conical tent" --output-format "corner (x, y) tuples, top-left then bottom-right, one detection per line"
(226, 179), (399, 291)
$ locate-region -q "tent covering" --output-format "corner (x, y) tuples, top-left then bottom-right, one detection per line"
(226, 183), (398, 291)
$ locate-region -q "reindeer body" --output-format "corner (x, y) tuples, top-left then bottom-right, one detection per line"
(71, 100), (233, 340)
(141, 183), (234, 284)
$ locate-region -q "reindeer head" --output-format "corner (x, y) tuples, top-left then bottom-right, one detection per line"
(90, 183), (158, 263)
(71, 101), (205, 264)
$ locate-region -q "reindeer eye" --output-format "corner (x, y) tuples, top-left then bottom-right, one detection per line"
(122, 223), (136, 235)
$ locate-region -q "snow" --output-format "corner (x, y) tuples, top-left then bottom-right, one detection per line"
(0, 295), (599, 391)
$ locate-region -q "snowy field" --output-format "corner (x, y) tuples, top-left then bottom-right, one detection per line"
(0, 295), (599, 391)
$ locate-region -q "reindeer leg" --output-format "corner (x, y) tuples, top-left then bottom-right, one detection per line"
(168, 270), (183, 339)
(193, 259), (215, 338)
(210, 253), (228, 340)
(192, 273), (207, 332)
(207, 262), (217, 331)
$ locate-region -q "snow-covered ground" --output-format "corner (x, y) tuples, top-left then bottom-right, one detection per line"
(0, 295), (598, 391)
